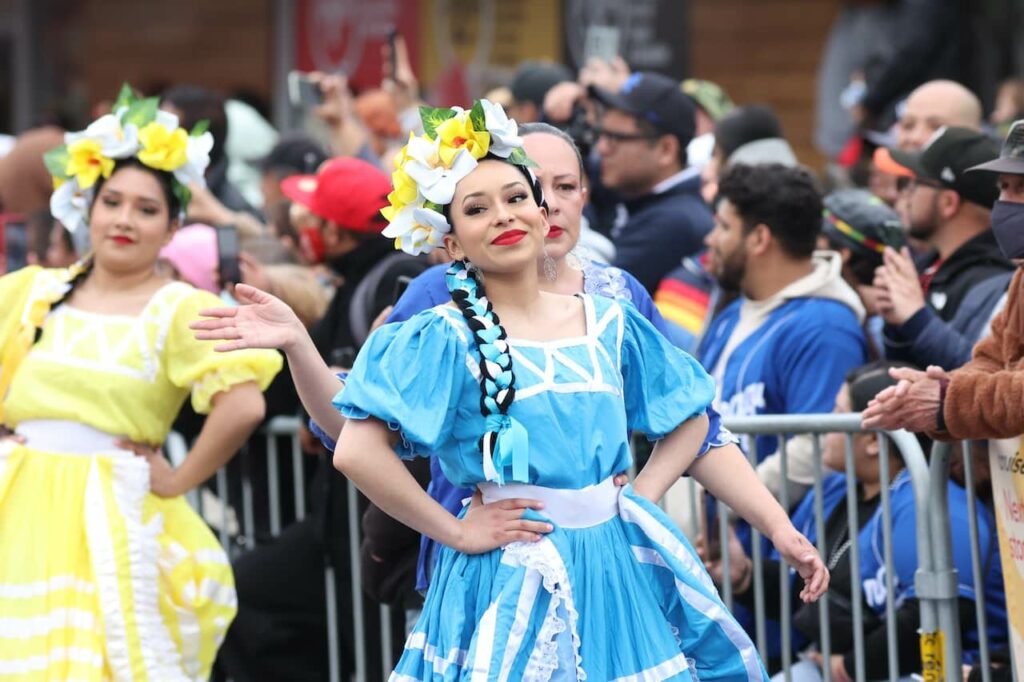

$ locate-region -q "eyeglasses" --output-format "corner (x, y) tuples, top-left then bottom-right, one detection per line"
(895, 176), (946, 193)
(594, 127), (662, 145)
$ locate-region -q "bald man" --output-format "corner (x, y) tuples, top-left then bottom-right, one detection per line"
(896, 79), (982, 150)
(869, 80), (984, 210)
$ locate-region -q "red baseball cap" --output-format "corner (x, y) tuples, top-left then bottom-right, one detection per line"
(280, 157), (391, 233)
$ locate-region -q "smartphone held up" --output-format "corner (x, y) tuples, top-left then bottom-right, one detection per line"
(287, 71), (324, 109)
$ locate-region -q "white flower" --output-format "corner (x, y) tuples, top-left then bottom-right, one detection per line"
(481, 99), (522, 158)
(65, 113), (140, 159)
(50, 179), (92, 235)
(383, 205), (451, 256)
(154, 109), (180, 130)
(404, 146), (478, 206)
(172, 131), (214, 188)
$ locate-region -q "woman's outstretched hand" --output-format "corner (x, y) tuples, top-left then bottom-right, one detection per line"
(455, 490), (553, 554)
(191, 284), (303, 352)
(772, 524), (830, 602)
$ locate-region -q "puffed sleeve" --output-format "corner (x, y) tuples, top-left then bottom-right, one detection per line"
(165, 288), (284, 414)
(620, 301), (715, 439)
(0, 266), (42, 354)
(332, 310), (467, 459)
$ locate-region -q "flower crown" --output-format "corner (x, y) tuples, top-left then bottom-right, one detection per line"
(44, 83), (213, 234)
(381, 99), (534, 256)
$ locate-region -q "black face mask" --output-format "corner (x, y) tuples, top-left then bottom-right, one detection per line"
(991, 200), (1024, 260)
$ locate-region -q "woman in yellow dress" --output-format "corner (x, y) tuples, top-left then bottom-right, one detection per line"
(0, 86), (282, 681)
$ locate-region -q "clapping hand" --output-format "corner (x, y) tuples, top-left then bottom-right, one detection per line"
(191, 283), (303, 352)
(873, 247), (926, 326)
(861, 365), (944, 432)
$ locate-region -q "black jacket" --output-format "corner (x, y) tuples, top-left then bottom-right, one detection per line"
(885, 230), (1012, 363)
(610, 172), (714, 294)
(309, 237), (426, 368)
(307, 237), (428, 555)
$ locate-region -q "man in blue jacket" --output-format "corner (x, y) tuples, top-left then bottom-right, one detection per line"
(588, 72), (714, 294)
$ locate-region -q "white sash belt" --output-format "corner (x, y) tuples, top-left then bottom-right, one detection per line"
(478, 476), (619, 528)
(16, 420), (127, 455)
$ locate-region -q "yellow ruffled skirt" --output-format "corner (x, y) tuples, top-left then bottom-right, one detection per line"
(0, 439), (236, 681)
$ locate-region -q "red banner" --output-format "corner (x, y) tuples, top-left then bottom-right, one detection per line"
(294, 0), (420, 92)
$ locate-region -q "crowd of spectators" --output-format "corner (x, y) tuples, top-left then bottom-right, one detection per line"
(0, 20), (1018, 682)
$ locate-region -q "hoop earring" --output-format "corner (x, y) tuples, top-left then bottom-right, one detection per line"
(542, 249), (558, 282)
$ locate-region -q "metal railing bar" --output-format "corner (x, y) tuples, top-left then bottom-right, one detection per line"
(347, 479), (367, 682)
(779, 434), (792, 682)
(878, 435), (899, 682)
(811, 435), (832, 682)
(267, 435), (281, 536)
(843, 433), (866, 682)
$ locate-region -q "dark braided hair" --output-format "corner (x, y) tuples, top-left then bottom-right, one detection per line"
(32, 159), (180, 344)
(446, 260), (528, 483)
(440, 155), (543, 483)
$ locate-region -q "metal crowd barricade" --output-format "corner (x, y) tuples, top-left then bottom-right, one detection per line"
(167, 415), (398, 682)
(164, 411), (1010, 682)
(715, 413), (988, 682)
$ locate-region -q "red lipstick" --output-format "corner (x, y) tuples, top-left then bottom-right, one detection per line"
(492, 229), (527, 246)
(546, 226), (565, 239)
(110, 235), (134, 245)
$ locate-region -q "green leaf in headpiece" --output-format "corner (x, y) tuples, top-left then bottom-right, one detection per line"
(190, 120), (210, 137)
(469, 101), (486, 132)
(112, 83), (137, 113)
(508, 147), (537, 168)
(173, 182), (192, 212)
(122, 97), (160, 128)
(424, 201), (443, 213)
(420, 105), (457, 138)
(43, 146), (70, 178)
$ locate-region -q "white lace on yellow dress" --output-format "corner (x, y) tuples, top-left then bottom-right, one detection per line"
(0, 266), (282, 681)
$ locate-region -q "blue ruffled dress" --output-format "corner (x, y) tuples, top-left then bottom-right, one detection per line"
(335, 294), (767, 681)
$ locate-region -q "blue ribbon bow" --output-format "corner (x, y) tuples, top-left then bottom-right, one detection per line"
(483, 414), (530, 484)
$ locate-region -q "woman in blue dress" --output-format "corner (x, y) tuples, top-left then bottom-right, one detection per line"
(194, 101), (828, 680)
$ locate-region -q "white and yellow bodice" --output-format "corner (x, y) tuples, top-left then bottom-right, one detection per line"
(0, 266), (282, 444)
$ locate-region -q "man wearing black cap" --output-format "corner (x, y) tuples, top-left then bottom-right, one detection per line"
(864, 120), (1024, 682)
(865, 119), (1024, 439)
(590, 71), (712, 293)
(874, 127), (1013, 369)
(258, 133), (329, 241)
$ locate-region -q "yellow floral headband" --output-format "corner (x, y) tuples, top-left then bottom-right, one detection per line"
(44, 83), (213, 234)
(381, 99), (533, 255)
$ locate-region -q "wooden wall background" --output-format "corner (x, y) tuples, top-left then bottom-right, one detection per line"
(690, 0), (840, 170)
(52, 0), (839, 168)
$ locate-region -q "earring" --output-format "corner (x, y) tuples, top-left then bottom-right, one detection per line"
(542, 249), (558, 282)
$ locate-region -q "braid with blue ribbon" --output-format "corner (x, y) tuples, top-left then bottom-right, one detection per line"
(445, 260), (530, 485)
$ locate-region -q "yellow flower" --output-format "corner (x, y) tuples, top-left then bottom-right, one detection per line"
(391, 133), (417, 170)
(53, 177), (65, 190)
(137, 122), (189, 172)
(385, 167), (418, 212)
(65, 139), (114, 189)
(435, 113), (490, 167)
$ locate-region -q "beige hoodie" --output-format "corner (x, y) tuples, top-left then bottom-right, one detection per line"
(710, 251), (866, 501)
